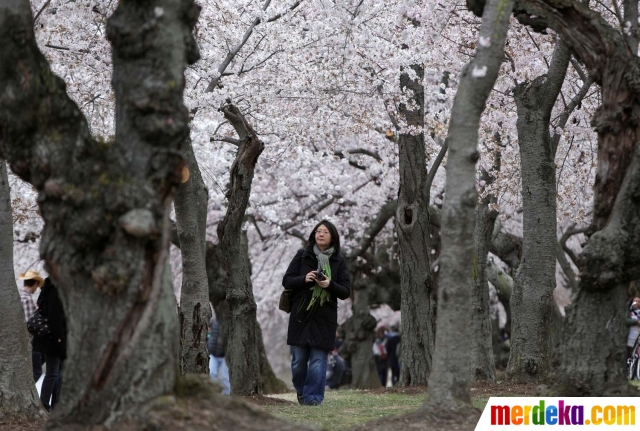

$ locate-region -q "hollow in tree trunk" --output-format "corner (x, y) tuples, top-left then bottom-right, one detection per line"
(395, 64), (436, 387)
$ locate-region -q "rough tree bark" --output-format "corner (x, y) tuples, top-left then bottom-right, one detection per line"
(340, 288), (381, 389)
(175, 137), (211, 374)
(425, 0), (514, 414)
(0, 160), (46, 421)
(203, 235), (288, 394)
(340, 200), (398, 389)
(471, 153), (500, 382)
(216, 102), (264, 395)
(0, 0), (199, 427)
(507, 40), (570, 383)
(395, 64), (436, 387)
(517, 0), (640, 395)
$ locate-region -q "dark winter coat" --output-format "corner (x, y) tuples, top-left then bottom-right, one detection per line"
(283, 248), (350, 352)
(207, 319), (225, 358)
(33, 278), (67, 360)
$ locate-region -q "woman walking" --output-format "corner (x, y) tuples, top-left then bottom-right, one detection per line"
(33, 277), (67, 411)
(283, 220), (350, 406)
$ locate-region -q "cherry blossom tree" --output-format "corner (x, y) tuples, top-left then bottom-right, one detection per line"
(515, 0), (640, 396)
(425, 0), (515, 415)
(1, 0), (198, 427)
(11, 0), (608, 395)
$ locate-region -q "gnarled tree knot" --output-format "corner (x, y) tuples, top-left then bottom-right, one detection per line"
(119, 208), (158, 237)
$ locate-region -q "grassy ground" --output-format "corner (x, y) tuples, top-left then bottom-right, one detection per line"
(262, 390), (425, 430)
(259, 385), (535, 431)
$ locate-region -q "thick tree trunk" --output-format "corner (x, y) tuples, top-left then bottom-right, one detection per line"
(396, 65), (435, 387)
(339, 288), (381, 389)
(257, 325), (289, 394)
(216, 103), (264, 395)
(507, 41), (569, 383)
(425, 0), (514, 414)
(0, 161), (46, 421)
(517, 0), (640, 395)
(0, 0), (199, 426)
(176, 137), (211, 374)
(205, 236), (287, 394)
(471, 194), (498, 381)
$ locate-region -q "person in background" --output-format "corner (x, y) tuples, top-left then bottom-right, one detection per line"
(627, 297), (640, 358)
(385, 324), (401, 386)
(334, 328), (344, 351)
(283, 220), (351, 406)
(373, 326), (389, 387)
(18, 270), (45, 383)
(33, 277), (66, 411)
(325, 348), (346, 390)
(207, 317), (230, 395)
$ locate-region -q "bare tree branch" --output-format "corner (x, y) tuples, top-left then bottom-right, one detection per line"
(570, 57), (588, 83)
(557, 245), (578, 290)
(348, 199), (397, 259)
(205, 0), (303, 92)
(210, 137), (241, 146)
(247, 214), (266, 242)
(33, 0), (52, 23)
(45, 43), (70, 51)
(427, 138), (448, 188)
(559, 223), (589, 266)
(551, 76), (593, 153)
(334, 148), (383, 162)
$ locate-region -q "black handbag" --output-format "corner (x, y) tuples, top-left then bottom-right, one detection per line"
(279, 288), (293, 313)
(27, 309), (52, 337)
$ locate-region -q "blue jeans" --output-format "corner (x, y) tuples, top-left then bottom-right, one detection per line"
(291, 345), (328, 405)
(209, 355), (230, 395)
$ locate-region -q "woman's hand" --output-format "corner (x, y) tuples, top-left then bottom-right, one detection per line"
(317, 278), (330, 289)
(305, 271), (317, 283)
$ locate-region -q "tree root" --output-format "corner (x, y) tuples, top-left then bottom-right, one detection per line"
(540, 377), (640, 397)
(45, 375), (316, 431)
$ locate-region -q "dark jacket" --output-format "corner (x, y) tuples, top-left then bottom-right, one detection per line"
(207, 319), (225, 358)
(33, 278), (67, 360)
(283, 248), (350, 352)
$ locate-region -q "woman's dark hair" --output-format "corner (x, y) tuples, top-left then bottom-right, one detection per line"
(307, 220), (341, 255)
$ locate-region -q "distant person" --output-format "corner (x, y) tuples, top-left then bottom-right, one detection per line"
(334, 328), (344, 351)
(386, 324), (401, 385)
(207, 317), (230, 395)
(283, 220), (351, 406)
(33, 277), (66, 411)
(326, 349), (346, 390)
(18, 270), (45, 382)
(373, 326), (389, 387)
(627, 297), (640, 358)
